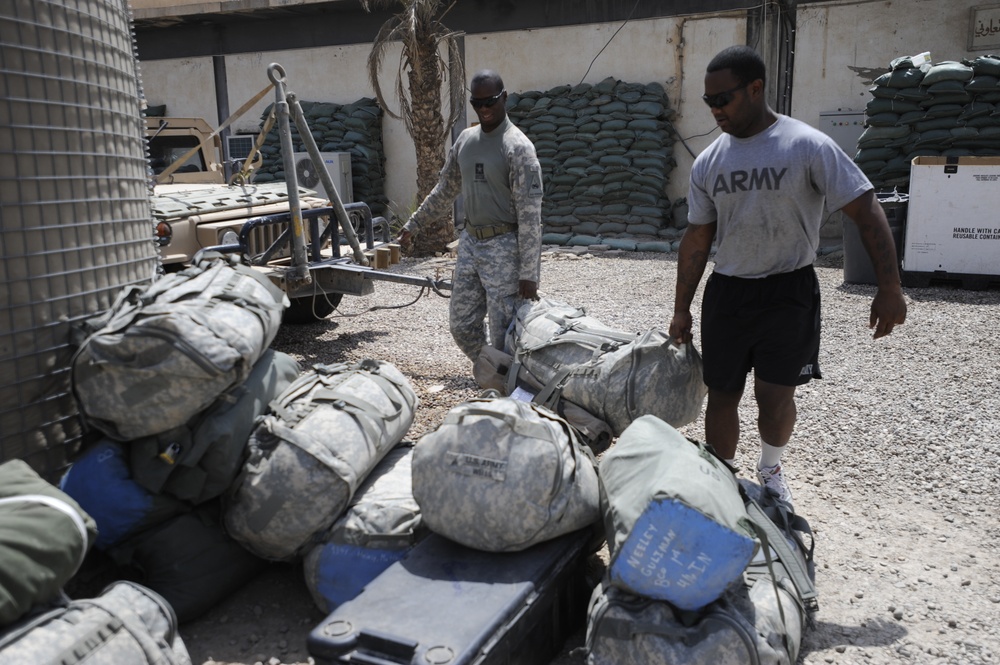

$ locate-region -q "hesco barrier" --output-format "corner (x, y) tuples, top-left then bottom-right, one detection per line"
(506, 77), (680, 250)
(254, 99), (389, 217)
(0, 0), (159, 479)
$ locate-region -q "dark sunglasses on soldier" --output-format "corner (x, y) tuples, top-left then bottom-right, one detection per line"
(470, 90), (505, 109)
(702, 82), (750, 109)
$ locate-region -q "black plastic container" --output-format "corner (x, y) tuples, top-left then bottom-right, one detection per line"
(307, 529), (593, 665)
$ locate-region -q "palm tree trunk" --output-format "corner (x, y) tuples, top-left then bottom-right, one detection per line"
(409, 35), (454, 256)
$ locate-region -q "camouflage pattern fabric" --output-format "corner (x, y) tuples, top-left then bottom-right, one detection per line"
(0, 581), (191, 664)
(585, 571), (802, 665)
(411, 396), (600, 552)
(403, 119), (543, 361)
(127, 349), (301, 505)
(71, 251), (286, 441)
(302, 443), (425, 613)
(223, 360), (417, 561)
(505, 297), (707, 436)
(450, 231), (524, 360)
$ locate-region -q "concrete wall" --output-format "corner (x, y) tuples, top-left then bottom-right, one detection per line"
(139, 0), (985, 223)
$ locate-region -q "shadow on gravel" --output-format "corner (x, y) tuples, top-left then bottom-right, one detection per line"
(802, 617), (908, 656)
(272, 327), (391, 367)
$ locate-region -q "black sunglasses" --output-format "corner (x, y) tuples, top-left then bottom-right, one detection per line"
(470, 90), (505, 109)
(702, 82), (750, 109)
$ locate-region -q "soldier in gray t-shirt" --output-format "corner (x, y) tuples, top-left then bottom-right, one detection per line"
(669, 46), (907, 506)
(400, 70), (543, 362)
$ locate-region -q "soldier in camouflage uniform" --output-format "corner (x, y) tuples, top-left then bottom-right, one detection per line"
(399, 70), (544, 362)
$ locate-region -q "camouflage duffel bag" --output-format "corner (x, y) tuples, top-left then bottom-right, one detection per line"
(223, 359), (418, 561)
(303, 443), (426, 613)
(0, 581), (191, 665)
(71, 250), (286, 441)
(504, 297), (706, 437)
(411, 395), (601, 552)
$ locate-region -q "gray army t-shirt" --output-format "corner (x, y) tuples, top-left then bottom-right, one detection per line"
(687, 115), (872, 278)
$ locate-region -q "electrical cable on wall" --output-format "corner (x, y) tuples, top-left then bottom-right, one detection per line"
(578, 0), (642, 84)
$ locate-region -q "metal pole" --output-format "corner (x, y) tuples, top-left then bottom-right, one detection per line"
(268, 63), (311, 285)
(287, 92), (369, 266)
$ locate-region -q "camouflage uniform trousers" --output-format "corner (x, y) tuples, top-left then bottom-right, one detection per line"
(449, 230), (523, 362)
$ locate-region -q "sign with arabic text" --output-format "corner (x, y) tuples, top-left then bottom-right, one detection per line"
(970, 4), (1000, 51)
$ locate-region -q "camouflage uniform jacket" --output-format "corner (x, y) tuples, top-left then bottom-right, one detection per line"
(403, 118), (543, 283)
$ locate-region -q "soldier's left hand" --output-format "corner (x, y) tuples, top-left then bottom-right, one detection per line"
(518, 280), (539, 301)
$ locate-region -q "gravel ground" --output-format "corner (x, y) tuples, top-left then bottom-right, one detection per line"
(181, 247), (1000, 665)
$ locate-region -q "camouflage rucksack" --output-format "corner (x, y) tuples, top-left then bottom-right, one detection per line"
(586, 480), (818, 665)
(223, 359), (418, 561)
(411, 395), (601, 552)
(71, 251), (286, 441)
(504, 298), (706, 438)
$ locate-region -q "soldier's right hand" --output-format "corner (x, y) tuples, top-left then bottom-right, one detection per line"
(668, 310), (693, 345)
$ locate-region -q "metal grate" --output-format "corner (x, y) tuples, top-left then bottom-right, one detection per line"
(0, 0), (160, 479)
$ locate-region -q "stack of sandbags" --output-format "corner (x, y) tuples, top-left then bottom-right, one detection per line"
(255, 98), (388, 216)
(860, 53), (1000, 190)
(63, 252), (299, 621)
(506, 76), (678, 252)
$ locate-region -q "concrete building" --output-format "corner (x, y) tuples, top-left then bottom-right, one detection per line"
(131, 0), (996, 228)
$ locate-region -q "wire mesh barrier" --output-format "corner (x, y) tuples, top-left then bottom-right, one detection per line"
(0, 0), (159, 479)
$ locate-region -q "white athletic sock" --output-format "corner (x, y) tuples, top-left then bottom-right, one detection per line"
(724, 457), (736, 467)
(758, 440), (785, 469)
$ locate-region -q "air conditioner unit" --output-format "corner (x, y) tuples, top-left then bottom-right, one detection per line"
(291, 151), (353, 203)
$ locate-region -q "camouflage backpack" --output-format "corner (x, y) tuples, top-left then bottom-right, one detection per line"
(223, 359), (418, 561)
(411, 395), (601, 552)
(586, 480), (818, 665)
(71, 251), (286, 441)
(598, 415), (758, 610)
(504, 298), (706, 438)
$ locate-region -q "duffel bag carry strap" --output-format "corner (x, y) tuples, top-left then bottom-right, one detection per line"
(744, 495), (819, 614)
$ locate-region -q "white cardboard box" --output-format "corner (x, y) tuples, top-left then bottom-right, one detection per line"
(903, 156), (1000, 276)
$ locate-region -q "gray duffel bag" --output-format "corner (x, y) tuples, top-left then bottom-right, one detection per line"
(0, 581), (191, 665)
(412, 395), (601, 552)
(224, 359), (418, 561)
(72, 251), (286, 441)
(504, 297), (706, 437)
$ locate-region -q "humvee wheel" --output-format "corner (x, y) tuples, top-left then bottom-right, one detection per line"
(283, 293), (343, 324)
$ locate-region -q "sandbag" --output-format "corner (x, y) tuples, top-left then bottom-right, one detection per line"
(128, 349), (301, 504)
(0, 460), (98, 626)
(504, 298), (706, 437)
(223, 359), (417, 561)
(303, 444), (425, 613)
(411, 395), (601, 552)
(0, 581), (191, 665)
(107, 502), (268, 623)
(599, 415), (757, 610)
(586, 479), (817, 665)
(59, 440), (189, 551)
(71, 251), (287, 441)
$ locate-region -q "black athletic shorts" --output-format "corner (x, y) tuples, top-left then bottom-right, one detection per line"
(700, 264), (822, 393)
